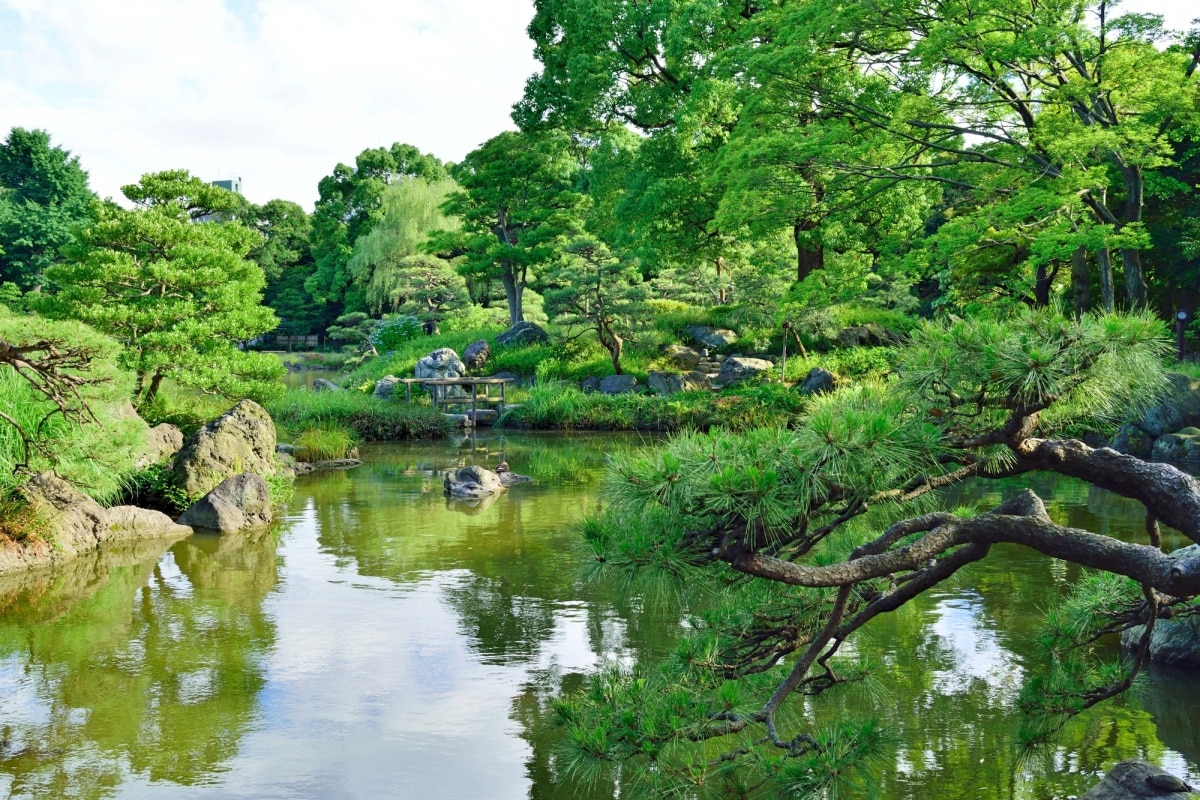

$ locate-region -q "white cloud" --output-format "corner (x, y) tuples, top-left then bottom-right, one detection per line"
(0, 0), (539, 208)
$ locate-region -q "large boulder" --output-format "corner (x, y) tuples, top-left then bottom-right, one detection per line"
(1081, 759), (1193, 798)
(496, 321), (550, 346)
(662, 344), (702, 370)
(177, 473), (274, 533)
(17, 472), (108, 558)
(312, 378), (342, 393)
(713, 357), (774, 388)
(415, 348), (466, 380)
(600, 375), (639, 395)
(1151, 432), (1200, 462)
(463, 339), (491, 370)
(684, 325), (738, 350)
(106, 506), (192, 540)
(443, 465), (506, 500)
(173, 400), (278, 498)
(136, 423), (185, 468)
(648, 371), (708, 396)
(374, 375), (401, 399)
(580, 376), (602, 394)
(1111, 373), (1200, 457)
(797, 367), (837, 396)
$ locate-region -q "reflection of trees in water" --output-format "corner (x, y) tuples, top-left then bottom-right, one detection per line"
(0, 528), (279, 799)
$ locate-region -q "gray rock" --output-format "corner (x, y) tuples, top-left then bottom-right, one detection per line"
(1081, 759), (1192, 798)
(463, 339), (491, 369)
(1122, 545), (1200, 666)
(465, 409), (499, 426)
(492, 371), (525, 385)
(663, 344), (702, 370)
(1151, 433), (1200, 462)
(443, 414), (474, 428)
(600, 375), (639, 395)
(307, 458), (363, 471)
(498, 471), (532, 487)
(374, 375), (401, 399)
(177, 473), (273, 533)
(685, 325), (738, 349)
(173, 400), (278, 498)
(1112, 373), (1200, 456)
(276, 443), (296, 455)
(312, 378), (342, 392)
(648, 371), (708, 396)
(496, 321), (550, 346)
(797, 367), (837, 395)
(836, 324), (899, 348)
(580, 376), (602, 393)
(136, 423), (185, 468)
(713, 357), (774, 388)
(415, 348), (466, 381)
(444, 465), (506, 499)
(106, 506), (192, 540)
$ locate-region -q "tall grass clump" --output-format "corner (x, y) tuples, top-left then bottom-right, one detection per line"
(266, 389), (450, 441)
(295, 426), (358, 460)
(0, 310), (144, 504)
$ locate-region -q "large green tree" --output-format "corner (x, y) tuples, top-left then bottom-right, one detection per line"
(39, 170), (281, 406)
(242, 199), (323, 336)
(306, 143), (446, 316)
(435, 130), (585, 326)
(0, 128), (95, 291)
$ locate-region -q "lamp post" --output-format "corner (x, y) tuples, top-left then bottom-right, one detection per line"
(1177, 310), (1188, 361)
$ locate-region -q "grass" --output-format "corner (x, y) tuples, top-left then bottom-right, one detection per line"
(294, 426), (358, 460)
(501, 383), (807, 432)
(266, 389), (451, 442)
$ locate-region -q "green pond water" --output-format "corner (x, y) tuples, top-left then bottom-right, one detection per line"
(0, 432), (1198, 799)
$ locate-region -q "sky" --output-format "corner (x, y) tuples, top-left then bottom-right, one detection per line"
(0, 0), (1196, 211)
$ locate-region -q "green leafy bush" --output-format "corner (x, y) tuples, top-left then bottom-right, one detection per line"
(117, 461), (191, 516)
(370, 315), (423, 352)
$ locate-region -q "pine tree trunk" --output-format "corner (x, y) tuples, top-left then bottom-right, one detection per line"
(1071, 246), (1090, 317)
(1097, 248), (1116, 313)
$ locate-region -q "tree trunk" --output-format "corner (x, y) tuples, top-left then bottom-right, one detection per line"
(500, 266), (523, 327)
(793, 219), (824, 283)
(1097, 248), (1115, 313)
(1071, 246), (1090, 317)
(1118, 164), (1147, 308)
(601, 325), (624, 375)
(1033, 263), (1056, 308)
(143, 373), (165, 406)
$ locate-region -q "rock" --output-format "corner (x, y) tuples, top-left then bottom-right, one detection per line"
(684, 325), (738, 349)
(312, 378), (342, 392)
(1151, 433), (1200, 462)
(663, 344), (702, 370)
(797, 367), (837, 395)
(106, 506), (192, 540)
(374, 375), (401, 399)
(17, 472), (108, 558)
(1123, 546), (1200, 666)
(173, 400), (278, 498)
(463, 339), (491, 369)
(307, 458), (363, 471)
(600, 375), (639, 395)
(443, 465), (506, 499)
(415, 348), (466, 381)
(276, 443), (296, 455)
(444, 414), (474, 428)
(465, 409), (499, 426)
(136, 423), (185, 468)
(836, 325), (899, 348)
(1081, 759), (1192, 798)
(496, 321), (550, 346)
(712, 357), (774, 388)
(498, 471), (532, 487)
(1112, 373), (1200, 456)
(648, 371), (708, 396)
(177, 473), (273, 533)
(580, 376), (602, 393)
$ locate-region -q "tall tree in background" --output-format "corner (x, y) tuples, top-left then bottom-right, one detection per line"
(242, 199), (323, 337)
(306, 143), (447, 317)
(435, 131), (584, 326)
(39, 170), (281, 406)
(0, 128), (95, 291)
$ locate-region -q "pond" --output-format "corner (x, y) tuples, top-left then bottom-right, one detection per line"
(0, 432), (1197, 799)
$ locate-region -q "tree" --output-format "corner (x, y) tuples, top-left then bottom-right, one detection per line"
(242, 199), (323, 336)
(38, 170), (282, 406)
(0, 128), (95, 290)
(306, 144), (447, 315)
(556, 310), (1200, 796)
(543, 237), (647, 374)
(435, 131), (585, 326)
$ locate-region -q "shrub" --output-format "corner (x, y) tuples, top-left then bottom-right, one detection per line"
(370, 315), (423, 352)
(117, 461), (192, 516)
(0, 492), (51, 544)
(266, 389), (451, 441)
(295, 426), (358, 461)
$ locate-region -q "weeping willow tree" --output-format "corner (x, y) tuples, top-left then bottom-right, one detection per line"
(345, 176), (467, 321)
(558, 309), (1200, 797)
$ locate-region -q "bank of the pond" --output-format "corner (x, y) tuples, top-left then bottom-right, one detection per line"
(266, 388), (452, 441)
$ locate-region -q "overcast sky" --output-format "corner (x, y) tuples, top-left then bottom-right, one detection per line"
(0, 0), (1195, 210)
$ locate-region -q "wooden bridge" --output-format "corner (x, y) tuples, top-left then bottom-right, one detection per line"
(395, 377), (513, 420)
